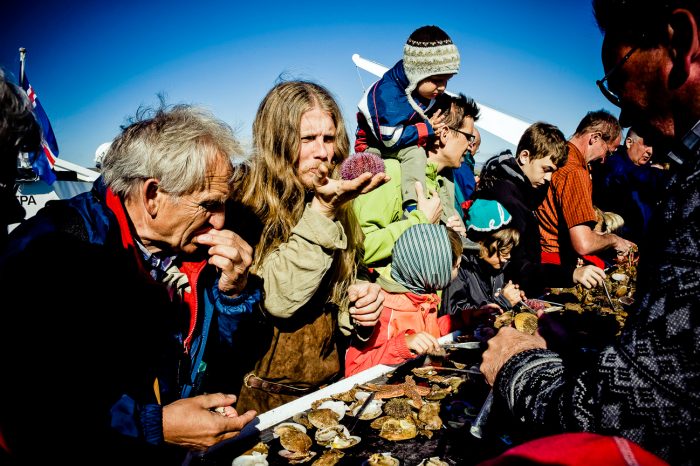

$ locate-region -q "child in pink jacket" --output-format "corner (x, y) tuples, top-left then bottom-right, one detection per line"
(345, 223), (464, 376)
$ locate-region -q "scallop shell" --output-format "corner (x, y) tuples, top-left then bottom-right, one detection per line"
(278, 449), (316, 463)
(315, 400), (347, 420)
(273, 422), (307, 438)
(312, 449), (344, 466)
(232, 451), (269, 466)
(307, 408), (341, 429)
(378, 417), (417, 441)
(315, 425), (350, 446)
(351, 399), (384, 420)
(417, 457), (449, 466)
(364, 452), (400, 466)
(514, 312), (538, 335)
(611, 272), (628, 282)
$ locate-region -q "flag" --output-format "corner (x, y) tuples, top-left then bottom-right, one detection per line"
(20, 72), (58, 184)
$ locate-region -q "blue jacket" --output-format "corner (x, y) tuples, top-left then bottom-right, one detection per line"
(0, 178), (260, 464)
(592, 147), (668, 248)
(355, 60), (435, 153)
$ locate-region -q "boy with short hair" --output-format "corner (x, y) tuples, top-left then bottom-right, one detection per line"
(355, 25), (460, 210)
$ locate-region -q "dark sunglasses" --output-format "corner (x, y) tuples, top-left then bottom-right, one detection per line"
(596, 45), (639, 107)
(449, 126), (476, 143)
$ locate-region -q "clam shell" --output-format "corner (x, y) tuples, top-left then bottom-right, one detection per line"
(315, 425), (350, 446)
(351, 399), (384, 420)
(611, 273), (628, 282)
(315, 400), (347, 420)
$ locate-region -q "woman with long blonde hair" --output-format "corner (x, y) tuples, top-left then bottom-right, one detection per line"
(233, 81), (387, 414)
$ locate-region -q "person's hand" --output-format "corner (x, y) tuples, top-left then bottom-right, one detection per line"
(480, 327), (546, 386)
(415, 182), (442, 224)
(405, 331), (441, 355)
(445, 215), (466, 237)
(311, 162), (389, 219)
(196, 230), (253, 296)
(461, 303), (500, 326)
(497, 281), (523, 307)
(162, 393), (256, 450)
(573, 264), (605, 289)
(429, 108), (446, 132)
(348, 281), (384, 327)
(612, 235), (636, 256)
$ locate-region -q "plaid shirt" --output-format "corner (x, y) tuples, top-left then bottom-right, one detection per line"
(537, 142), (597, 258)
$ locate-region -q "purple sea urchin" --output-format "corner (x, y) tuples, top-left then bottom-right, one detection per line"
(340, 152), (385, 180)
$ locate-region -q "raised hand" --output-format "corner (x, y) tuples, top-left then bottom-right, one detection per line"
(415, 182), (442, 224)
(311, 162), (389, 219)
(195, 229), (253, 296)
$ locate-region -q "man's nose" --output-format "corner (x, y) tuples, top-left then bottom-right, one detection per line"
(210, 211), (225, 230)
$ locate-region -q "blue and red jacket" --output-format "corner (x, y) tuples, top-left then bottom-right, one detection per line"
(355, 60), (436, 153)
(0, 178), (259, 463)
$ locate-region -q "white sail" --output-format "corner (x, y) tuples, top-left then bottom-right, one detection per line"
(352, 54), (530, 146)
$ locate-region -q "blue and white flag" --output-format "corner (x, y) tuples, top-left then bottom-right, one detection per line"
(20, 72), (58, 184)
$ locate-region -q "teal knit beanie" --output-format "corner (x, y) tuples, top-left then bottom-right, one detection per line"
(464, 199), (512, 232)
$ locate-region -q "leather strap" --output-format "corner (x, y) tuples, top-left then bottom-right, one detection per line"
(243, 373), (315, 396)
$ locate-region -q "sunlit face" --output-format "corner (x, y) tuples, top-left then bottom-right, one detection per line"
(297, 107), (336, 189)
(480, 244), (512, 270)
(601, 38), (674, 148)
(439, 116), (475, 169)
(626, 136), (653, 165)
(416, 74), (454, 100)
(154, 155), (232, 255)
(520, 153), (557, 188)
(589, 132), (621, 163)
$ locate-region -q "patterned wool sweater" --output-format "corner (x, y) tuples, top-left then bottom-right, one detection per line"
(494, 122), (700, 465)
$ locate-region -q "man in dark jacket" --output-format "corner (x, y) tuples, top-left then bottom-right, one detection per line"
(592, 127), (667, 248)
(480, 1), (700, 463)
(0, 104), (258, 465)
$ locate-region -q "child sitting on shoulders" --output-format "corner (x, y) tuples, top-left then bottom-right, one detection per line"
(442, 199), (525, 320)
(355, 25), (460, 211)
(345, 223), (464, 376)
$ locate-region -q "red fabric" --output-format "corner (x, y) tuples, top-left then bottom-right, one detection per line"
(478, 433), (668, 466)
(416, 122), (429, 147)
(541, 251), (604, 269)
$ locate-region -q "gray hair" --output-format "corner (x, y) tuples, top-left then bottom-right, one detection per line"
(102, 103), (243, 198)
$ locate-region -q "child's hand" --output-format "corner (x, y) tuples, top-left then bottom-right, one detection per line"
(429, 109), (446, 131)
(498, 280), (523, 307)
(405, 331), (441, 355)
(415, 182), (442, 224)
(445, 215), (466, 237)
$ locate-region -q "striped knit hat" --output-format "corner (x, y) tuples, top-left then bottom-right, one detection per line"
(391, 224), (453, 295)
(403, 25), (460, 118)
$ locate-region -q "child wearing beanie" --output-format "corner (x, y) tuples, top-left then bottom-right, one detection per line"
(441, 199), (526, 319)
(355, 25), (460, 212)
(345, 224), (466, 376)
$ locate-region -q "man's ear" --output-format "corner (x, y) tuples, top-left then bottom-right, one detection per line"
(625, 137), (634, 150)
(517, 149), (530, 165)
(143, 179), (160, 218)
(668, 9), (700, 88)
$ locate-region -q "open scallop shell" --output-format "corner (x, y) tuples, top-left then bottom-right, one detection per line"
(232, 451), (269, 466)
(272, 422), (307, 438)
(364, 452), (401, 466)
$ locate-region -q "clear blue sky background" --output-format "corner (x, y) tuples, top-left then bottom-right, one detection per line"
(1, 0), (615, 169)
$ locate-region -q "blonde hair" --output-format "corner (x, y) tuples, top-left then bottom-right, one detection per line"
(238, 80), (359, 307)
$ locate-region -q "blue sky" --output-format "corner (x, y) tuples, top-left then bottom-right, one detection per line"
(1, 0), (614, 169)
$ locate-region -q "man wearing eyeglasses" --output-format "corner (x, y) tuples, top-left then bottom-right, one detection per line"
(354, 93), (480, 274)
(536, 110), (636, 270)
(480, 1), (700, 463)
(592, 128), (668, 248)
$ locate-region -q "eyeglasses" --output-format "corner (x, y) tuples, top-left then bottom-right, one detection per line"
(449, 126), (476, 143)
(596, 45), (639, 107)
